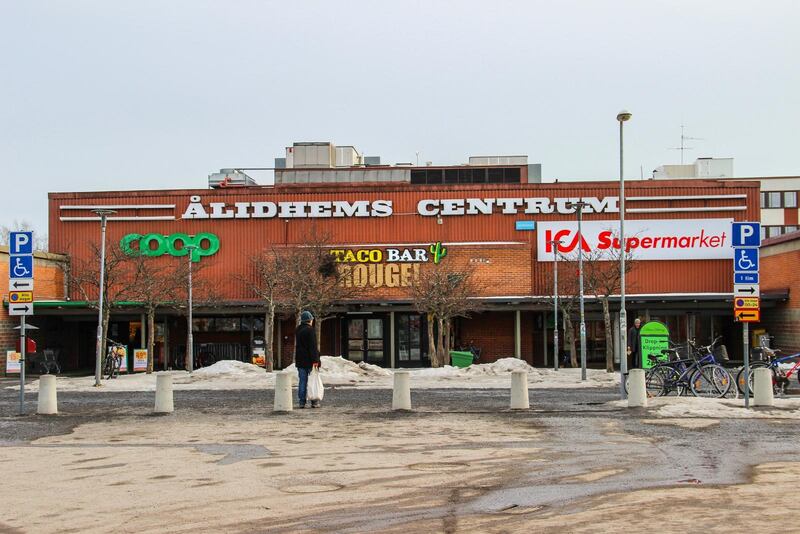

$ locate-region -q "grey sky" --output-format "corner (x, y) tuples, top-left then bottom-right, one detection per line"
(2, 0), (798, 239)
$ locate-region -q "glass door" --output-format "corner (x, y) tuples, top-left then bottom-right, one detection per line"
(396, 313), (427, 367)
(345, 316), (388, 366)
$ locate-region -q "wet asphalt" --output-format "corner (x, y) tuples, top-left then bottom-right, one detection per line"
(2, 381), (799, 528)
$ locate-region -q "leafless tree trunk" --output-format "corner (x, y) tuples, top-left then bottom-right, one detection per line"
(264, 305), (274, 373)
(562, 308), (577, 368)
(147, 306), (156, 373)
(601, 297), (614, 372)
(427, 316), (437, 367)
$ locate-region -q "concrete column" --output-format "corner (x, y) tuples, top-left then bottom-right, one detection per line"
(163, 319), (169, 371)
(274, 371), (293, 412)
(514, 310), (521, 359)
(627, 369), (647, 407)
(276, 319), (282, 370)
(510, 371), (529, 409)
(140, 313), (146, 348)
(154, 373), (174, 413)
(542, 312), (548, 368)
(390, 312), (396, 369)
(392, 370), (411, 410)
(753, 368), (774, 407)
(37, 375), (58, 415)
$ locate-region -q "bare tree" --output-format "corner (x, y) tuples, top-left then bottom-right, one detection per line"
(239, 248), (288, 372)
(126, 254), (191, 373)
(0, 220), (48, 251)
(583, 245), (636, 372)
(407, 263), (482, 367)
(68, 241), (132, 368)
(542, 252), (580, 368)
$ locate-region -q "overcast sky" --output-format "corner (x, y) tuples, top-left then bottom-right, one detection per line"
(2, 0), (799, 239)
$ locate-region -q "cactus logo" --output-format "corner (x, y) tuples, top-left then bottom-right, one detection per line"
(428, 242), (447, 264)
(120, 233), (220, 262)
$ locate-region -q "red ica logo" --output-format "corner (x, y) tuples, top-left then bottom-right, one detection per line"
(545, 229), (591, 253)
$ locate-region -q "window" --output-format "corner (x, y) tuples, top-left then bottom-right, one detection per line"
(767, 226), (782, 238)
(487, 168), (504, 183)
(410, 170), (426, 184)
(409, 166), (522, 184)
(761, 190), (799, 208)
(444, 169), (459, 184)
(503, 167), (521, 183)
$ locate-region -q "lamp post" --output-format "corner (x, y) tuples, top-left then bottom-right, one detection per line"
(617, 109), (632, 399)
(570, 201), (589, 381)
(550, 239), (563, 371)
(92, 209), (116, 387)
(185, 244), (196, 373)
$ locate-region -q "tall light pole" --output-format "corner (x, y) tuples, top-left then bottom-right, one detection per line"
(571, 201), (589, 381)
(550, 239), (563, 371)
(617, 109), (632, 399)
(186, 244), (196, 373)
(92, 209), (116, 386)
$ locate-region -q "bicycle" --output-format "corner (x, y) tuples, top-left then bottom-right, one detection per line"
(36, 349), (61, 375)
(627, 337), (732, 398)
(103, 340), (126, 379)
(736, 344), (800, 396)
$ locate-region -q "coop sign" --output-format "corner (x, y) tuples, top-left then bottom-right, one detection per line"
(179, 195), (619, 219)
(120, 233), (220, 262)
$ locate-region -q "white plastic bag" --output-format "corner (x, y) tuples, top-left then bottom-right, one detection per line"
(307, 368), (324, 401)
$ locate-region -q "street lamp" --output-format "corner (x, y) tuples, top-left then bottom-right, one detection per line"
(570, 200), (589, 381)
(185, 243), (196, 373)
(550, 239), (563, 371)
(617, 109), (632, 399)
(92, 208), (116, 387)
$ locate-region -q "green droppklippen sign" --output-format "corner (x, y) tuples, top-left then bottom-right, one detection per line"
(640, 321), (670, 369)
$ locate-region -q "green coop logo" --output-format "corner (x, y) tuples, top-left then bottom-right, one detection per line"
(120, 233), (220, 262)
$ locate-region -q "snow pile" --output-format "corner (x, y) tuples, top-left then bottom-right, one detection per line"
(465, 358), (536, 376)
(193, 360), (265, 376)
(607, 396), (800, 419)
(284, 356), (392, 383)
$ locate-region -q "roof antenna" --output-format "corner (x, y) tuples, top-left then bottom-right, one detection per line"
(668, 124), (704, 164)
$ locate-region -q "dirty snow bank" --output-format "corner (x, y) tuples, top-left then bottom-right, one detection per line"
(608, 396), (800, 419)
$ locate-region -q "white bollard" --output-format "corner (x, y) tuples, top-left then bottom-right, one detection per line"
(753, 368), (775, 407)
(37, 374), (58, 415)
(627, 369), (647, 408)
(274, 371), (293, 412)
(392, 370), (411, 410)
(154, 373), (174, 413)
(510, 371), (530, 409)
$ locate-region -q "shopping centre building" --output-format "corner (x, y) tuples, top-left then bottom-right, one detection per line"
(2, 144), (785, 373)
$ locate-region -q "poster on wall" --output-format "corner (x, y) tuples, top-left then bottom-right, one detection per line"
(133, 349), (148, 372)
(117, 347), (129, 373)
(6, 351), (21, 374)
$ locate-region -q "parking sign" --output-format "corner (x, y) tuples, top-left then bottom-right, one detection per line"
(731, 222), (761, 248)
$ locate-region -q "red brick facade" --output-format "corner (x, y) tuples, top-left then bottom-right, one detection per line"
(761, 234), (800, 353)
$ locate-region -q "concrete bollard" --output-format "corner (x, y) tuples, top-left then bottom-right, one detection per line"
(37, 374), (58, 415)
(753, 368), (775, 407)
(627, 369), (647, 408)
(392, 370), (411, 410)
(510, 371), (530, 409)
(273, 371), (293, 412)
(154, 373), (174, 413)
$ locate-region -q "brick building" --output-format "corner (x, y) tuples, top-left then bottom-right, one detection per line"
(26, 152), (767, 374)
(760, 231), (800, 353)
(1, 246), (67, 374)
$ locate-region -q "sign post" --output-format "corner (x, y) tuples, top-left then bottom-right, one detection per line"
(9, 231), (34, 415)
(731, 222), (761, 409)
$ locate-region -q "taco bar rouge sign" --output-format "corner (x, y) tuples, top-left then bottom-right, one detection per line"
(330, 243), (447, 264)
(537, 219), (734, 261)
(180, 195), (619, 220)
(120, 233), (220, 262)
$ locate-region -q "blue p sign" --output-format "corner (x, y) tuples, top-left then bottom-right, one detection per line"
(732, 222), (761, 247)
(10, 232), (33, 255)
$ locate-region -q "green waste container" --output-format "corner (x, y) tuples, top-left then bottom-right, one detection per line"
(450, 351), (473, 368)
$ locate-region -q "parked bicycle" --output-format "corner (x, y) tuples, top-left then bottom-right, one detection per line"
(625, 337), (732, 398)
(103, 340), (126, 380)
(35, 349), (61, 375)
(736, 342), (800, 396)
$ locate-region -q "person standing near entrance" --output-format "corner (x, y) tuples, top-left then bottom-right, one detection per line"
(627, 317), (642, 368)
(295, 311), (321, 408)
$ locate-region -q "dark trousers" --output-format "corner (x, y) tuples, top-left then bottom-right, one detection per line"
(297, 367), (311, 405)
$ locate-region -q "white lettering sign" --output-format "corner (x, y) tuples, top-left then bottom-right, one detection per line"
(537, 219), (734, 261)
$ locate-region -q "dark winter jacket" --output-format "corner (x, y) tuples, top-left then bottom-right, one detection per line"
(628, 325), (641, 357)
(295, 323), (320, 369)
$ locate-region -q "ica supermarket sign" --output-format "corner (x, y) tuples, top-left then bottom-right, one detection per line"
(120, 233), (220, 262)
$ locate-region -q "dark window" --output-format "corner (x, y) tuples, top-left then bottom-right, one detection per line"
(426, 170), (443, 184)
(445, 169), (459, 184)
(458, 169), (472, 182)
(503, 167), (521, 183)
(760, 192), (767, 208)
(410, 170), (426, 184)
(487, 168), (503, 183)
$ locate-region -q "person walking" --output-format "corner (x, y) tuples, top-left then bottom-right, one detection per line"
(627, 317), (642, 368)
(295, 310), (321, 408)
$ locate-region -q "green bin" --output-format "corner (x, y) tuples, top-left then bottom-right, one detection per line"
(449, 351), (473, 368)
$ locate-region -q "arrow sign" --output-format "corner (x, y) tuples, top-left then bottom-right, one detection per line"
(735, 309), (760, 322)
(8, 303), (33, 316)
(734, 284), (759, 298)
(9, 279), (33, 291)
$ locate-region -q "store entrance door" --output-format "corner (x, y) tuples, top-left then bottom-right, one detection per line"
(345, 315), (387, 366)
(396, 313), (428, 367)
